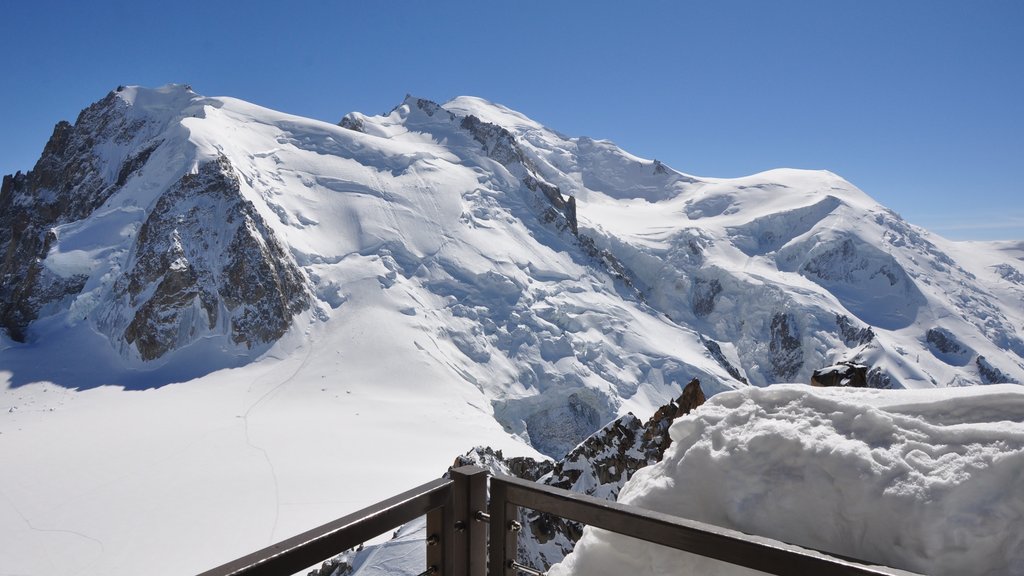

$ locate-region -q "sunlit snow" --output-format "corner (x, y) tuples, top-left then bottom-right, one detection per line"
(1, 84), (1022, 576)
(549, 385), (1024, 576)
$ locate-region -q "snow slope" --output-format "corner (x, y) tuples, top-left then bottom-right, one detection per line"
(549, 385), (1024, 576)
(1, 85), (1023, 576)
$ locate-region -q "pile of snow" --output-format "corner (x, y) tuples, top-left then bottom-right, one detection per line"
(550, 384), (1024, 576)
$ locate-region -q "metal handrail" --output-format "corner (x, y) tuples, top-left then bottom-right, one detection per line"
(198, 466), (923, 576)
(198, 476), (453, 576)
(488, 474), (923, 576)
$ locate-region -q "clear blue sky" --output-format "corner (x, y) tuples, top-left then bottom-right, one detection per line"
(2, 0), (1021, 240)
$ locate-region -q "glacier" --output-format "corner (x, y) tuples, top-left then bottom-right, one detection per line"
(1, 84), (1023, 576)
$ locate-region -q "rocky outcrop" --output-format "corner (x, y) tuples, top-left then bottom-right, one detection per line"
(469, 379), (706, 570)
(976, 356), (1015, 384)
(836, 314), (874, 346)
(769, 312), (804, 380)
(105, 155), (310, 361)
(692, 277), (723, 317)
(0, 91), (152, 340)
(811, 362), (869, 388)
(702, 338), (747, 383)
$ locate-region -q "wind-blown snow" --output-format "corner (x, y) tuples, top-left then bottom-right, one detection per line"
(549, 385), (1024, 576)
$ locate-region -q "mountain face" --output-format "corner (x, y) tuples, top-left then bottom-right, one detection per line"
(2, 84), (1024, 450)
(1, 87), (310, 364)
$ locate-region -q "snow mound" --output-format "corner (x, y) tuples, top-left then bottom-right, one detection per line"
(549, 384), (1024, 576)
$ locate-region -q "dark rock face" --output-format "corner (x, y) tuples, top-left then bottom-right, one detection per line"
(107, 155), (310, 361)
(926, 327), (966, 356)
(692, 277), (722, 317)
(337, 115), (364, 133)
(811, 362), (869, 388)
(836, 314), (875, 346)
(0, 91), (152, 341)
(769, 312), (804, 380)
(703, 338), (746, 383)
(460, 114), (530, 169)
(976, 356), (1015, 384)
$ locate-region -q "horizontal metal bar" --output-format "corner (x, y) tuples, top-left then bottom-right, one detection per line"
(494, 475), (922, 576)
(198, 477), (453, 576)
(510, 559), (547, 576)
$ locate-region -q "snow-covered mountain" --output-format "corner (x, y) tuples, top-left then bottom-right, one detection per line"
(1, 85), (1022, 576)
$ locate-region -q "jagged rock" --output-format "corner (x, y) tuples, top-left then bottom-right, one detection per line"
(106, 154), (310, 361)
(468, 379), (707, 570)
(460, 114), (530, 169)
(836, 314), (875, 346)
(992, 263), (1024, 284)
(811, 362), (869, 388)
(0, 91), (153, 340)
(769, 312), (804, 380)
(564, 195), (578, 235)
(702, 338), (747, 383)
(692, 277), (722, 317)
(337, 115), (364, 133)
(927, 327), (966, 356)
(867, 366), (895, 389)
(451, 446), (553, 482)
(976, 355), (1015, 384)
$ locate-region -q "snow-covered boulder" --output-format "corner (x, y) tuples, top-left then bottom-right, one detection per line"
(549, 384), (1024, 576)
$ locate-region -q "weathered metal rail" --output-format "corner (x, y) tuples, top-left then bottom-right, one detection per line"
(199, 465), (922, 576)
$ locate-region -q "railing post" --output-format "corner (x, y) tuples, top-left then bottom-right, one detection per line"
(448, 465), (488, 576)
(487, 477), (518, 576)
(426, 502), (444, 575)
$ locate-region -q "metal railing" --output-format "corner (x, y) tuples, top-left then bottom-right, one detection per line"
(199, 465), (922, 576)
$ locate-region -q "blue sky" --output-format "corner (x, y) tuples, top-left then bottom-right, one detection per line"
(2, 0), (1021, 240)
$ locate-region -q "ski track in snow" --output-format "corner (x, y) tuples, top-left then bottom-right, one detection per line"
(0, 489), (105, 575)
(241, 342), (314, 543)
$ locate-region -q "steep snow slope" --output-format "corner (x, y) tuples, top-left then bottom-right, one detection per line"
(1, 86), (1023, 576)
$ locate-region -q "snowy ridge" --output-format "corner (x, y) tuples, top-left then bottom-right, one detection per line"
(1, 86), (1023, 576)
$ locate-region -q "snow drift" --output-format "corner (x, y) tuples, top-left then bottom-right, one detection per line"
(549, 384), (1024, 576)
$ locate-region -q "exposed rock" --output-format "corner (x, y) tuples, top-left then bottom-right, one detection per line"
(926, 327), (966, 356)
(482, 379), (706, 570)
(836, 314), (875, 346)
(106, 154), (310, 361)
(976, 356), (1016, 384)
(692, 277), (722, 317)
(451, 445), (553, 483)
(866, 366), (895, 389)
(992, 263), (1024, 285)
(564, 195), (578, 235)
(811, 362), (869, 388)
(337, 115), (364, 133)
(460, 114), (531, 169)
(769, 312), (804, 380)
(0, 90), (158, 341)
